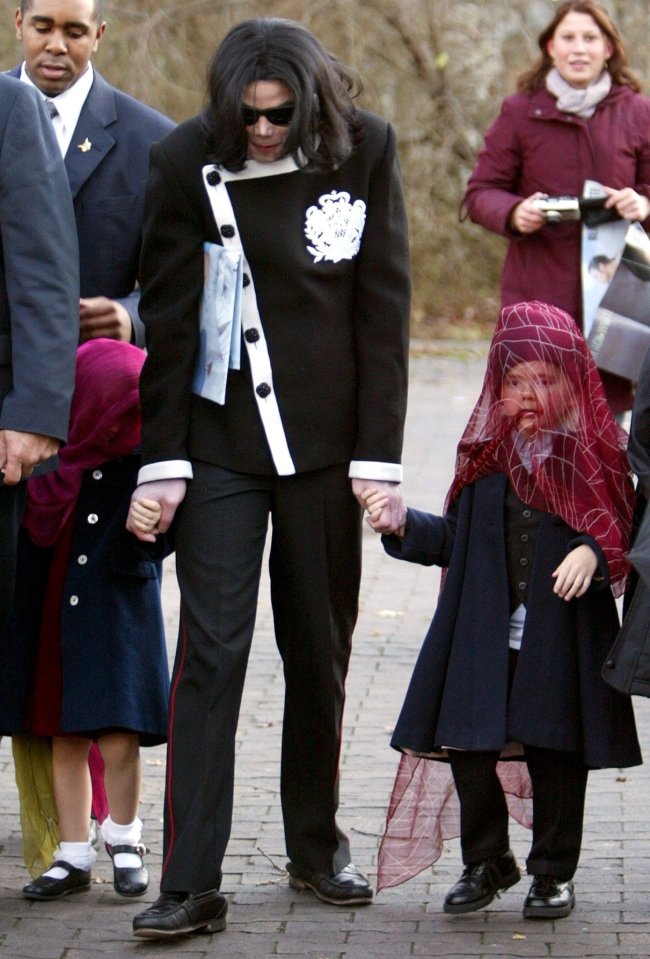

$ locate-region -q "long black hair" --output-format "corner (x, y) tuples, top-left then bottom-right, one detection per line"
(204, 18), (361, 173)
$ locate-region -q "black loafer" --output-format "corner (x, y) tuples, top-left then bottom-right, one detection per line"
(523, 876), (575, 919)
(132, 889), (228, 939)
(22, 861), (91, 901)
(106, 842), (149, 898)
(443, 850), (520, 914)
(287, 862), (373, 905)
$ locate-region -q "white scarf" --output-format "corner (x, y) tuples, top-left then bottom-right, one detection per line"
(545, 67), (612, 118)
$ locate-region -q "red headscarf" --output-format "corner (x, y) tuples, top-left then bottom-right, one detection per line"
(446, 301), (634, 596)
(22, 339), (145, 548)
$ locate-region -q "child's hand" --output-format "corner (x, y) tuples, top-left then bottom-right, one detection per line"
(360, 488), (405, 536)
(128, 497), (163, 542)
(360, 488), (388, 529)
(552, 544), (598, 601)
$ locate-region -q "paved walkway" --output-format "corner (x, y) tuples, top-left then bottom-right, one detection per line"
(2, 344), (650, 958)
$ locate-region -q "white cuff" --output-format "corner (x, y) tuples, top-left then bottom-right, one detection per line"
(348, 460), (403, 483)
(137, 460), (194, 485)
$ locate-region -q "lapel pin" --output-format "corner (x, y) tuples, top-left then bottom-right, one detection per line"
(77, 138), (92, 153)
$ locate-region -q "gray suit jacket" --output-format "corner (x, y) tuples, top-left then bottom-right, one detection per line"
(0, 74), (78, 442)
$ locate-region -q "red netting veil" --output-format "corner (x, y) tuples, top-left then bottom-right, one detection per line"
(446, 300), (634, 597)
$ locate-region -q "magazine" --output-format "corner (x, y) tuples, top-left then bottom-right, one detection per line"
(192, 242), (243, 405)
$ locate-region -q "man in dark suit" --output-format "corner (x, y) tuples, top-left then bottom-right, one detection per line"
(13, 0), (174, 345)
(127, 19), (410, 940)
(0, 73), (78, 635)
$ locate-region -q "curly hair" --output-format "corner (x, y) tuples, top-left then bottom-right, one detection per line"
(20, 0), (105, 18)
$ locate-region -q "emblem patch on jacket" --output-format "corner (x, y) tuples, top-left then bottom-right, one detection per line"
(304, 191), (366, 263)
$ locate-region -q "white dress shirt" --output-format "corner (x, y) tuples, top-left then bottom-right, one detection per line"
(20, 62), (94, 158)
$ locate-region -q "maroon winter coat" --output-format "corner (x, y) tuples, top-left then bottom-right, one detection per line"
(463, 84), (650, 326)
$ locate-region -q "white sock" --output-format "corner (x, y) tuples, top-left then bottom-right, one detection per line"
(44, 841), (96, 877)
(101, 815), (144, 869)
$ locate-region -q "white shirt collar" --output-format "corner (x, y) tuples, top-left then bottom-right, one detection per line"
(20, 62), (94, 158)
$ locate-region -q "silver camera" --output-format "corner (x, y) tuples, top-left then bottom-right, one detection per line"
(532, 195), (581, 224)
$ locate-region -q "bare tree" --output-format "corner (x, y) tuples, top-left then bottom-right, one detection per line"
(3, 0), (649, 333)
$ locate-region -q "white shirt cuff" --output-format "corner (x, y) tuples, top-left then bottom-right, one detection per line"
(137, 460), (194, 485)
(348, 460), (403, 483)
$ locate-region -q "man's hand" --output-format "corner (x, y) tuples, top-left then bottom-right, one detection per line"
(79, 297), (132, 342)
(351, 478), (406, 534)
(126, 479), (187, 542)
(552, 544), (598, 601)
(0, 429), (59, 485)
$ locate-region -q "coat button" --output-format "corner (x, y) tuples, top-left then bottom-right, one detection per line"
(604, 659), (615, 669)
(245, 328), (260, 343)
(69, 595), (79, 606)
(243, 273), (251, 287)
(522, 509), (532, 519)
(77, 554), (88, 565)
(206, 169), (221, 185)
(518, 581), (527, 591)
(87, 513), (99, 524)
(519, 557), (529, 567)
(520, 533), (529, 543)
(256, 383), (272, 398)
(220, 225), (235, 238)
(92, 470), (103, 480)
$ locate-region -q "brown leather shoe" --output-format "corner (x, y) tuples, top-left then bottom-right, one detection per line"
(287, 862), (373, 905)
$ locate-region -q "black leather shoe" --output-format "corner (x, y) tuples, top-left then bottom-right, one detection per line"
(132, 889), (228, 939)
(523, 876), (575, 919)
(287, 862), (373, 905)
(22, 861), (91, 901)
(443, 850), (520, 914)
(106, 842), (149, 898)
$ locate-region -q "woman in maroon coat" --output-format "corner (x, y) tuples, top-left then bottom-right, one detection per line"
(463, 0), (650, 411)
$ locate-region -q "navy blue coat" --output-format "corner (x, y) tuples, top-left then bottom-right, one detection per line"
(385, 473), (641, 770)
(0, 455), (170, 744)
(9, 68), (174, 345)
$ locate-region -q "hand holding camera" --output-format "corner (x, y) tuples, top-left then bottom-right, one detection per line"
(532, 196), (581, 224)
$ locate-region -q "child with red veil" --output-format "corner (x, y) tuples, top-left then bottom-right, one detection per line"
(365, 301), (641, 919)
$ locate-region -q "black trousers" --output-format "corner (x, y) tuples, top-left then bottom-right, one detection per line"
(160, 463), (362, 893)
(0, 482), (26, 638)
(449, 745), (589, 881)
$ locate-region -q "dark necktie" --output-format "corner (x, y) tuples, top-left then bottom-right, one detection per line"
(45, 99), (58, 119)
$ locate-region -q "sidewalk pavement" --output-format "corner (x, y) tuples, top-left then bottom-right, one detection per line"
(2, 343), (650, 958)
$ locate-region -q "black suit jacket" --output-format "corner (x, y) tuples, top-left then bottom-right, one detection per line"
(138, 110), (411, 476)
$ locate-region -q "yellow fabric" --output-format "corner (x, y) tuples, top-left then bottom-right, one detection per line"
(11, 735), (59, 878)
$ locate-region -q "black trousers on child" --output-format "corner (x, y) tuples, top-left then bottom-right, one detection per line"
(449, 746), (589, 881)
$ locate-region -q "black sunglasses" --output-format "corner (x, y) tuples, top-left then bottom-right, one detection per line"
(241, 104), (295, 127)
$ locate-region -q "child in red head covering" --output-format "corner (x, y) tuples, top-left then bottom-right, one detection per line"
(0, 339), (170, 902)
(366, 301), (640, 919)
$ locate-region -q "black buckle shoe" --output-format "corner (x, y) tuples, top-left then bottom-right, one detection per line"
(443, 850), (521, 914)
(22, 861), (91, 901)
(132, 889), (228, 939)
(105, 842), (149, 898)
(523, 876), (575, 919)
(287, 862), (373, 905)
